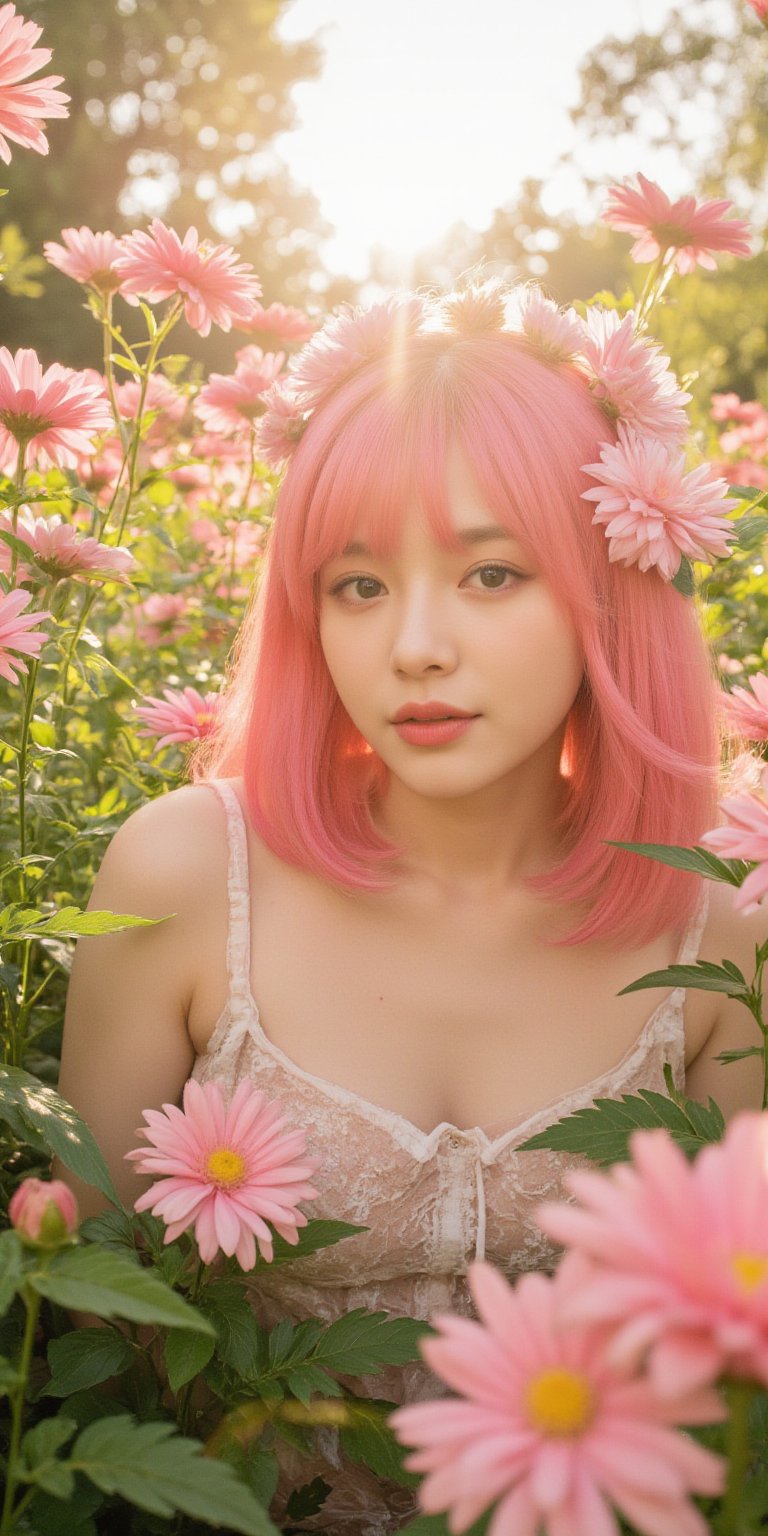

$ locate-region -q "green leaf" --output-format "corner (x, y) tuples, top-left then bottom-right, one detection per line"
(340, 1397), (420, 1487)
(42, 1328), (134, 1398)
(519, 1088), (726, 1166)
(0, 1352), (19, 1393)
(24, 1482), (103, 1536)
(0, 903), (168, 939)
(671, 555), (695, 596)
(310, 1310), (434, 1375)
(31, 1248), (216, 1334)
(21, 1416), (78, 1498)
(198, 1282), (266, 1375)
(715, 1046), (764, 1065)
(605, 841), (750, 887)
(0, 1065), (119, 1203)
(70, 1415), (280, 1534)
(259, 1218), (369, 1268)
(728, 484), (768, 503)
(283, 1363), (343, 1405)
(164, 1327), (215, 1393)
(618, 960), (750, 999)
(0, 1229), (23, 1316)
(78, 1209), (138, 1255)
(398, 1514), (491, 1535)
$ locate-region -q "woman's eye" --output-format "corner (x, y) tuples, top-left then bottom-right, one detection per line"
(466, 563), (521, 591)
(331, 576), (383, 603)
(329, 564), (523, 604)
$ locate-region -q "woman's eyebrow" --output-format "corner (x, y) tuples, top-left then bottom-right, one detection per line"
(340, 524), (514, 558)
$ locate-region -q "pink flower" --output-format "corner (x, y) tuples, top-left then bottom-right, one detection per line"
(721, 671), (768, 742)
(256, 381), (309, 469)
(699, 765), (768, 912)
(287, 294), (427, 409)
(115, 372), (187, 450)
(9, 1176), (78, 1247)
(190, 516), (264, 567)
(113, 219), (262, 338)
(746, 0), (768, 25)
(135, 685), (224, 751)
(0, 3), (69, 164)
(0, 509), (136, 583)
(603, 174), (752, 274)
(581, 423), (738, 580)
(579, 310), (691, 443)
(195, 347), (285, 434)
(238, 300), (316, 346)
(391, 1258), (724, 1536)
(134, 592), (190, 647)
(515, 287), (586, 362)
(126, 1077), (321, 1268)
(0, 586), (50, 682)
(538, 1112), (768, 1395)
(0, 348), (112, 470)
(710, 394), (767, 426)
(43, 226), (125, 293)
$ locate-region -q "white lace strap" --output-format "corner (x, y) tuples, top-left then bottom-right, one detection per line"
(207, 779), (253, 1018)
(676, 879), (711, 965)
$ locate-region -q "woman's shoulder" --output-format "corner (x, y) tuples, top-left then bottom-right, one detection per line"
(94, 779), (232, 918)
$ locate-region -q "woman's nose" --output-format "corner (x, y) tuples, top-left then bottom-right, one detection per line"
(388, 585), (458, 674)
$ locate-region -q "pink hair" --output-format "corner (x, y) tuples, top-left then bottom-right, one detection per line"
(191, 325), (725, 948)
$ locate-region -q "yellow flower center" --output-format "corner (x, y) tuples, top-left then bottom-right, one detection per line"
(524, 1368), (595, 1437)
(732, 1252), (768, 1295)
(195, 711), (217, 729)
(206, 1147), (246, 1187)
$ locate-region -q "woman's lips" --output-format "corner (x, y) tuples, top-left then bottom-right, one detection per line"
(392, 716), (478, 746)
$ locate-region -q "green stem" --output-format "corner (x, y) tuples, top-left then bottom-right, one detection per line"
(8, 444), (26, 588)
(0, 1285), (41, 1536)
(716, 1378), (756, 1536)
(634, 249), (677, 329)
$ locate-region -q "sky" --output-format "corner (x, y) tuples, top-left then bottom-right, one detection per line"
(272, 0), (693, 281)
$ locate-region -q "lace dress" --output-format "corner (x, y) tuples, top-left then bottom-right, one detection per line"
(191, 778), (711, 1535)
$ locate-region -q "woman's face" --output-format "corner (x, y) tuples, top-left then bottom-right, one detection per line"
(317, 442), (585, 800)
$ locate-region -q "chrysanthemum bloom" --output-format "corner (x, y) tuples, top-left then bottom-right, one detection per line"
(711, 394), (767, 426)
(538, 1112), (768, 1396)
(390, 1257), (724, 1536)
(719, 415), (768, 458)
(581, 423), (738, 580)
(113, 219), (262, 338)
(603, 174), (752, 274)
(134, 592), (190, 647)
(135, 685), (224, 751)
(43, 227), (125, 293)
(0, 3), (69, 163)
(720, 671), (768, 742)
(699, 765), (768, 912)
(238, 300), (316, 347)
(0, 509), (136, 584)
(514, 287), (586, 362)
(579, 310), (691, 443)
(0, 585), (50, 683)
(126, 1077), (321, 1267)
(287, 294), (427, 410)
(195, 346), (285, 434)
(256, 381), (309, 469)
(0, 347), (113, 470)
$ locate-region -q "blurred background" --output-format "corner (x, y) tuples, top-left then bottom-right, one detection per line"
(3, 0), (767, 407)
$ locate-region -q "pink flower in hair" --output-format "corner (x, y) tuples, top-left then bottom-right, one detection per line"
(603, 174), (752, 274)
(135, 685), (223, 751)
(256, 380), (309, 468)
(514, 287), (586, 361)
(721, 672), (768, 742)
(699, 766), (768, 912)
(238, 300), (316, 346)
(287, 294), (427, 408)
(44, 227), (125, 293)
(581, 423), (738, 580)
(579, 310), (691, 443)
(195, 347), (285, 434)
(391, 1257), (724, 1536)
(537, 1112), (768, 1394)
(0, 3), (69, 163)
(126, 1076), (321, 1268)
(113, 219), (262, 337)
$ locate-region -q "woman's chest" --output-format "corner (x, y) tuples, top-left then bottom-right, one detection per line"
(188, 848), (716, 1137)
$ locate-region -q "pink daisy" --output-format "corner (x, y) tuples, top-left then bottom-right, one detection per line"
(0, 585), (50, 683)
(134, 592), (190, 648)
(190, 516), (264, 567)
(195, 346), (285, 434)
(710, 394), (767, 426)
(538, 1112), (768, 1397)
(579, 310), (691, 443)
(237, 300), (316, 347)
(699, 764), (768, 912)
(0, 3), (69, 164)
(391, 1257), (724, 1536)
(0, 509), (135, 584)
(720, 672), (768, 742)
(135, 685), (224, 751)
(514, 287), (586, 362)
(256, 381), (309, 469)
(43, 227), (125, 293)
(287, 294), (427, 409)
(603, 174), (752, 274)
(0, 348), (112, 470)
(126, 1077), (321, 1268)
(581, 423), (738, 580)
(113, 219), (262, 338)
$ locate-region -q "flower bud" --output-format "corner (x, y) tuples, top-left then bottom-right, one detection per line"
(9, 1177), (79, 1248)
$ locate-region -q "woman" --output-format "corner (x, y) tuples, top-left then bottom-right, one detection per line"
(56, 279), (764, 1533)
